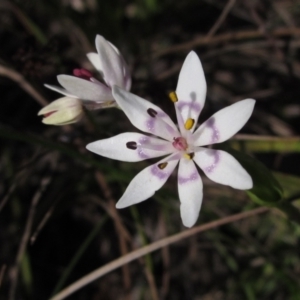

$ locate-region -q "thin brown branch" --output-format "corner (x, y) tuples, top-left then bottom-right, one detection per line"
(207, 0), (236, 37)
(51, 206), (269, 300)
(0, 265), (6, 288)
(95, 172), (132, 295)
(0, 65), (48, 106)
(144, 267), (159, 300)
(0, 183), (16, 213)
(8, 176), (52, 300)
(30, 204), (56, 245)
(153, 27), (300, 58)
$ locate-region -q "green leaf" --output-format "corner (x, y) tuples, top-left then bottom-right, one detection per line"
(224, 148), (283, 206)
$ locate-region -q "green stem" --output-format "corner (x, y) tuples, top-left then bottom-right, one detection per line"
(130, 206), (153, 272)
(0, 125), (105, 170)
(51, 216), (108, 296)
(229, 138), (300, 153)
(276, 199), (300, 224)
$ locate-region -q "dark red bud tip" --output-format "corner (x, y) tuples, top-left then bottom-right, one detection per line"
(43, 111), (57, 118)
(73, 68), (93, 80)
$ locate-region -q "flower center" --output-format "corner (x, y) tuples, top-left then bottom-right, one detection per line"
(172, 137), (188, 151)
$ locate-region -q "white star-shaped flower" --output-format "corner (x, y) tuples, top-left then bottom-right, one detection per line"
(39, 35), (131, 125)
(87, 51), (255, 227)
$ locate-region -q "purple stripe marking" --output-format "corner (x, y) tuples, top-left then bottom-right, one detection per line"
(146, 118), (155, 132)
(145, 110), (176, 136)
(138, 137), (169, 153)
(206, 117), (219, 143)
(150, 165), (170, 180)
(178, 171), (199, 185)
(205, 151), (220, 173)
(137, 148), (149, 159)
(177, 101), (201, 113)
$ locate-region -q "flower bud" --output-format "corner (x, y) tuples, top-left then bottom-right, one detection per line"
(38, 97), (82, 125)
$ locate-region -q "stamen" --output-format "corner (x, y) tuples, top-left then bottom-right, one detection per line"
(147, 108), (158, 118)
(183, 152), (194, 160)
(169, 91), (178, 103)
(73, 68), (93, 80)
(158, 162), (168, 169)
(184, 118), (195, 130)
(126, 141), (137, 150)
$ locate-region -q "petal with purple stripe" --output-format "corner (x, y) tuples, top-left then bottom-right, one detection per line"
(116, 156), (179, 208)
(193, 99), (255, 146)
(176, 51), (207, 130)
(178, 158), (203, 227)
(86, 133), (174, 162)
(193, 148), (253, 189)
(113, 86), (180, 141)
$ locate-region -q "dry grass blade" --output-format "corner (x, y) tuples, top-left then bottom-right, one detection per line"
(95, 171), (132, 295)
(8, 176), (52, 300)
(51, 207), (269, 300)
(0, 65), (48, 106)
(207, 0), (236, 37)
(153, 27), (300, 58)
(0, 265), (6, 289)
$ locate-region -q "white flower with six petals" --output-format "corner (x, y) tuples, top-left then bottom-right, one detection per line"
(87, 51), (255, 227)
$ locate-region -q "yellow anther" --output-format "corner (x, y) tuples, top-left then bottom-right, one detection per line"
(158, 162), (168, 169)
(169, 91), (178, 103)
(183, 153), (194, 160)
(184, 118), (195, 130)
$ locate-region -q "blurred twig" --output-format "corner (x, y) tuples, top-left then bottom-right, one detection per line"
(0, 265), (6, 289)
(0, 182), (17, 213)
(95, 172), (132, 296)
(130, 206), (159, 300)
(153, 27), (300, 58)
(51, 216), (108, 296)
(207, 0), (236, 37)
(9, 176), (52, 300)
(0, 65), (48, 106)
(51, 207), (269, 300)
(1, 1), (47, 45)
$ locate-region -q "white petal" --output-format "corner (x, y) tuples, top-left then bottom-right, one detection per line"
(178, 159), (203, 228)
(193, 148), (253, 189)
(86, 133), (174, 162)
(44, 84), (78, 98)
(116, 156), (179, 208)
(113, 86), (180, 141)
(87, 52), (103, 75)
(57, 75), (112, 102)
(95, 35), (125, 88)
(193, 99), (255, 146)
(176, 51), (207, 131)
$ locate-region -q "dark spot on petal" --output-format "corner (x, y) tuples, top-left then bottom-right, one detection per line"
(147, 108), (158, 118)
(126, 141), (137, 150)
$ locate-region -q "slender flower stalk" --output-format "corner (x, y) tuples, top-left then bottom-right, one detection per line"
(87, 51), (255, 227)
(39, 35), (131, 125)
